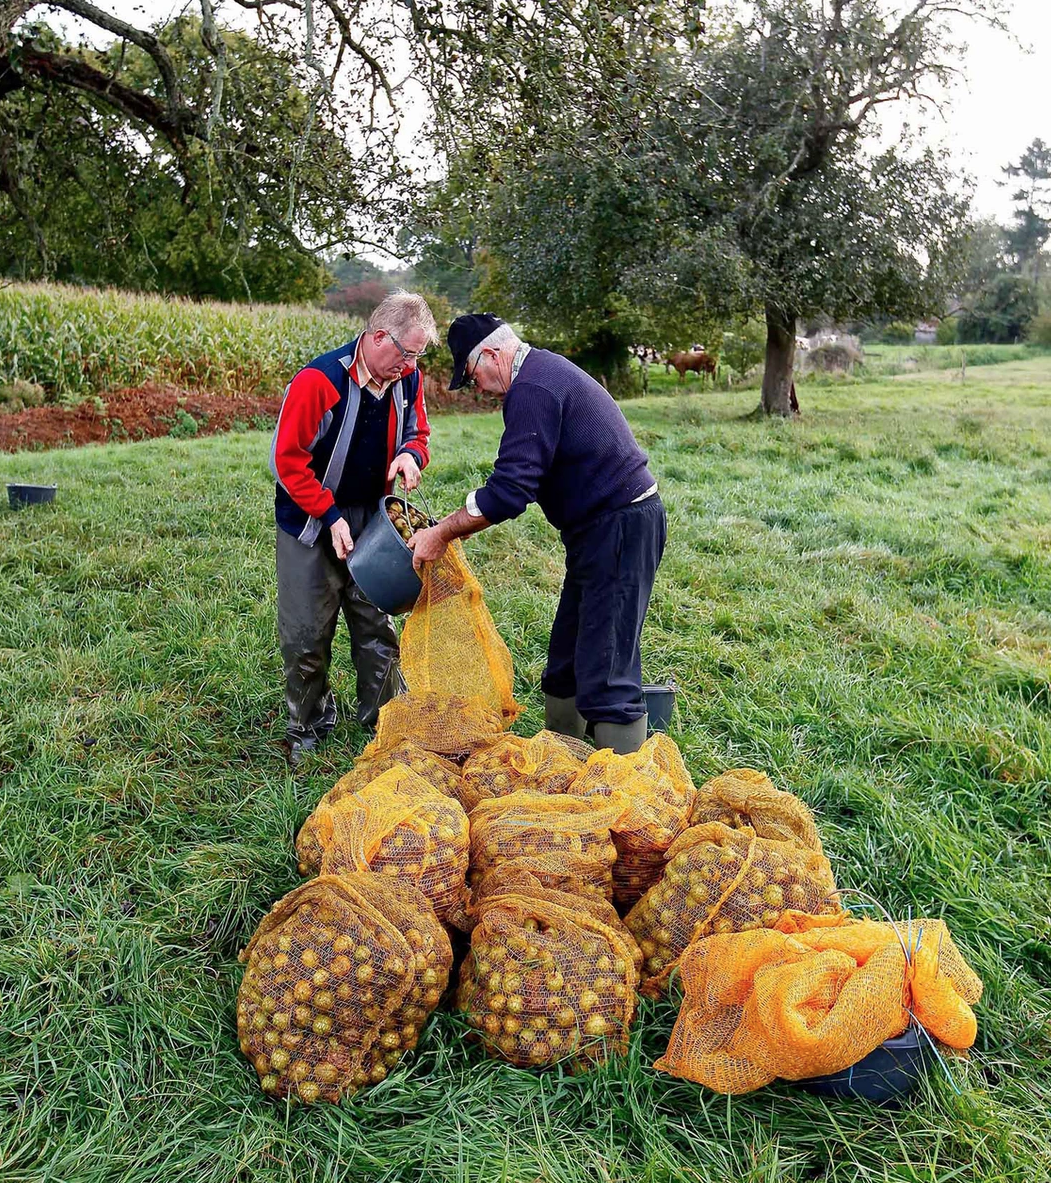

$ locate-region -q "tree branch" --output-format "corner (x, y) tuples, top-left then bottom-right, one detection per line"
(3, 47), (201, 151)
(47, 0), (183, 114)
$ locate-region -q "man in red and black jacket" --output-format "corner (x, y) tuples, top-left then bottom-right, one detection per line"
(270, 290), (437, 764)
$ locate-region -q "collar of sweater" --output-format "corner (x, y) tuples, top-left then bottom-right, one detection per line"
(350, 335), (396, 398)
(510, 342), (532, 386)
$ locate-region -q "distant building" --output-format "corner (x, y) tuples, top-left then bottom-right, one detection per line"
(915, 321), (939, 345)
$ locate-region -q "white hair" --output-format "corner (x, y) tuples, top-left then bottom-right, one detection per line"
(469, 323), (521, 367)
(367, 290), (439, 344)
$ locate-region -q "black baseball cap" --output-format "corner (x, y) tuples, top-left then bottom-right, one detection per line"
(447, 313), (505, 390)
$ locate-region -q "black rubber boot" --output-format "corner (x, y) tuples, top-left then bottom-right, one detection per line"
(544, 694), (587, 740)
(593, 715), (649, 755)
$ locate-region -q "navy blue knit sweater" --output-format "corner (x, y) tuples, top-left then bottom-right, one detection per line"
(473, 349), (656, 532)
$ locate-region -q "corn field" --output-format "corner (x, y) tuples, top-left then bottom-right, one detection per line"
(0, 282), (356, 399)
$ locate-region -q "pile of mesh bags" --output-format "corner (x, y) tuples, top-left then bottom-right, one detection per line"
(238, 726), (984, 1103)
(236, 533), (982, 1102)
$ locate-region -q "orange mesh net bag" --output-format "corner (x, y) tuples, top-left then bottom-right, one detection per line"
(653, 912), (983, 1093)
(457, 868), (642, 1068)
(450, 851), (619, 933)
(401, 541), (521, 725)
(363, 691), (507, 761)
(568, 734), (697, 907)
(295, 765), (470, 924)
(690, 768), (823, 852)
(467, 792), (625, 900)
(625, 822), (840, 993)
(237, 874), (452, 1103)
(459, 730), (587, 808)
(296, 743), (464, 874)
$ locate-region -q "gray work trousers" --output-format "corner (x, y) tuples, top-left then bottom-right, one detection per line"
(276, 507), (405, 741)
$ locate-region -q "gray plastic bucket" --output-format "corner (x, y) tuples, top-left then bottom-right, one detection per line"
(8, 483), (57, 509)
(799, 1025), (927, 1103)
(643, 681), (677, 732)
(347, 495), (433, 615)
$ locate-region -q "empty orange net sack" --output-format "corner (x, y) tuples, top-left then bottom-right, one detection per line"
(568, 734), (697, 906)
(457, 869), (642, 1068)
(401, 541), (521, 725)
(690, 769), (823, 852)
(626, 822), (840, 993)
(459, 730), (587, 808)
(654, 912), (983, 1094)
(237, 874), (452, 1103)
(363, 691), (507, 760)
(295, 764), (470, 924)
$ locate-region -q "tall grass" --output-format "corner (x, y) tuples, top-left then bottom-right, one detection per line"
(0, 282), (356, 399)
(1, 357), (1050, 1181)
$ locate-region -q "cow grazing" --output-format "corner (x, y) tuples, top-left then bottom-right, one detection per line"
(667, 350), (717, 382)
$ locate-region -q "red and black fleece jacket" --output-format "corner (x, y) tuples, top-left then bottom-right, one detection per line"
(270, 336), (430, 545)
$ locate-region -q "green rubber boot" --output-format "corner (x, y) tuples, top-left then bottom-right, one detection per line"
(544, 694), (587, 740)
(593, 716), (649, 755)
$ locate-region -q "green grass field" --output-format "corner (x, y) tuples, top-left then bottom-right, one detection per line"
(2, 359), (1050, 1182)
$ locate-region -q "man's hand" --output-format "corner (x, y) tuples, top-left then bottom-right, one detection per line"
(388, 453), (421, 492)
(330, 517), (354, 561)
(406, 525), (448, 572)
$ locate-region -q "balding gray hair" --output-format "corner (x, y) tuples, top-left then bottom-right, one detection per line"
(367, 290), (440, 344)
(469, 323), (521, 367)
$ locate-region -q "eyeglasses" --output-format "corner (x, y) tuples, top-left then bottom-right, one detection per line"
(387, 331), (427, 363)
(466, 348), (486, 383)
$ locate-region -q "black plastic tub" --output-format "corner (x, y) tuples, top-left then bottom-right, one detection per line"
(798, 1026), (927, 1103)
(643, 682), (677, 732)
(347, 495), (434, 615)
(7, 483), (57, 509)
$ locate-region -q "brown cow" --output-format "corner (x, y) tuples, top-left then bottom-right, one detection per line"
(666, 350), (717, 382)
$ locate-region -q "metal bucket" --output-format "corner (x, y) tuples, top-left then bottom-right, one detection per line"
(643, 681), (677, 732)
(347, 495), (433, 615)
(8, 483), (57, 509)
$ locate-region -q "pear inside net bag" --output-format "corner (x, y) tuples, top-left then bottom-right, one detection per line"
(237, 874), (452, 1103)
(295, 764), (470, 924)
(568, 734), (697, 907)
(459, 730), (587, 809)
(625, 821), (840, 994)
(457, 868), (642, 1069)
(654, 912), (983, 1094)
(690, 768), (823, 852)
(401, 540), (521, 725)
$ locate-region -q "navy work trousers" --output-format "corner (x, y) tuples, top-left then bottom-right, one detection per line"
(540, 494), (667, 725)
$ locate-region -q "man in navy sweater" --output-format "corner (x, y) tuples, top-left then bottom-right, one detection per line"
(408, 314), (666, 753)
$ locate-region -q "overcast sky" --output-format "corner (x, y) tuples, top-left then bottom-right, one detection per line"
(43, 0), (1051, 228)
(938, 0), (1051, 221)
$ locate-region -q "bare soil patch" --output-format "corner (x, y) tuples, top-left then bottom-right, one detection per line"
(0, 376), (495, 453)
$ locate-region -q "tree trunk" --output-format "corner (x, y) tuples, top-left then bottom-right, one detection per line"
(760, 304), (799, 417)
